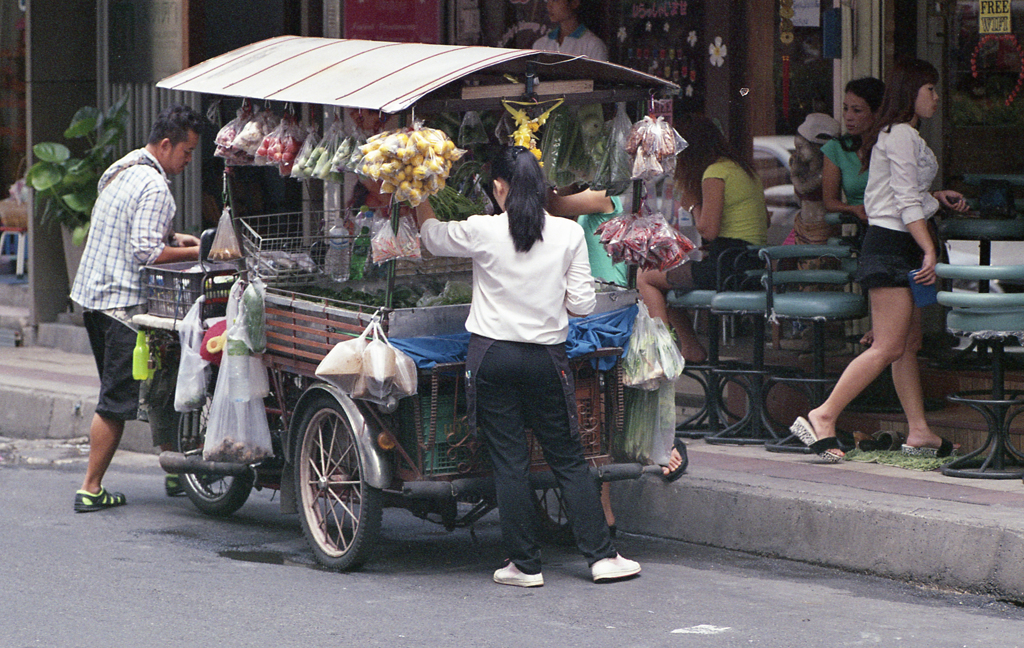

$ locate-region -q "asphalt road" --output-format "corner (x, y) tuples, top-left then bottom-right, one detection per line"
(3, 457), (1024, 648)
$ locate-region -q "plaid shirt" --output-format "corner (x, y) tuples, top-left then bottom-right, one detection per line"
(70, 149), (176, 311)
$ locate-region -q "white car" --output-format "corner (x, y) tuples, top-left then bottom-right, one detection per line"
(753, 136), (799, 246)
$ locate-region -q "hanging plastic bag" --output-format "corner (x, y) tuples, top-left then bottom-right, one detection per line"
(174, 296), (210, 412)
(622, 301), (684, 389)
(290, 128), (321, 180)
(236, 277), (266, 354)
(214, 105), (254, 166)
(591, 103), (634, 195)
(203, 282), (273, 463)
(208, 206), (243, 261)
(315, 317), (418, 407)
(458, 111), (489, 147)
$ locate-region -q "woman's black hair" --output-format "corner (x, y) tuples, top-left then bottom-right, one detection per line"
(839, 77), (886, 152)
(860, 57), (939, 171)
(491, 145), (546, 252)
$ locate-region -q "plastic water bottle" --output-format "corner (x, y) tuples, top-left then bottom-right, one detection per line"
(132, 330), (151, 380)
(324, 219), (351, 282)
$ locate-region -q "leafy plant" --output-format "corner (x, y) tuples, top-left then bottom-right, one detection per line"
(26, 95), (130, 245)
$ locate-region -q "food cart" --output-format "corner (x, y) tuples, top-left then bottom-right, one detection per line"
(141, 37), (678, 571)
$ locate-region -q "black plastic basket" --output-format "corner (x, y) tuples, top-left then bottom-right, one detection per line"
(142, 261), (238, 320)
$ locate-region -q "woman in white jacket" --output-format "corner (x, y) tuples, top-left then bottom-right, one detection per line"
(791, 57), (968, 461)
(415, 146), (640, 587)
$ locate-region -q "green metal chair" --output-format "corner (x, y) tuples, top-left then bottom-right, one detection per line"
(758, 244), (866, 454)
(934, 262), (1024, 479)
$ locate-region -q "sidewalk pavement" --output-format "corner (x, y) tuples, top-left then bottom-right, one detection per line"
(2, 344), (1024, 601)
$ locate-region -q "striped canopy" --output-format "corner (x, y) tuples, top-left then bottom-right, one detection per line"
(157, 36), (675, 113)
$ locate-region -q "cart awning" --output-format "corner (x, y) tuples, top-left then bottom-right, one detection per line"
(157, 36), (677, 113)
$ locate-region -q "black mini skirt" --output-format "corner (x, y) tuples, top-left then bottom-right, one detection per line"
(854, 225), (923, 290)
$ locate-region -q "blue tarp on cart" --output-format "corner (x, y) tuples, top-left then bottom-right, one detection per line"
(391, 304), (638, 371)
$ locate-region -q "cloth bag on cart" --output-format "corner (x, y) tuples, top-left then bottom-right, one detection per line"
(174, 295), (210, 412)
(203, 280), (273, 463)
(316, 317), (417, 410)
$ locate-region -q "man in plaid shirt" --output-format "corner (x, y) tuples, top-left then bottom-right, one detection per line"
(70, 104), (206, 513)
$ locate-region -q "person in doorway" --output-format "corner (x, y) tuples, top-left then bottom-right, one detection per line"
(70, 104), (206, 512)
(532, 0), (608, 61)
(415, 146), (640, 587)
(790, 58), (968, 462)
(635, 115), (768, 364)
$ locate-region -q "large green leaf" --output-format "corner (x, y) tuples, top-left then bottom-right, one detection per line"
(105, 94), (130, 125)
(25, 161), (65, 191)
(32, 142), (70, 164)
(65, 107), (100, 139)
(61, 187), (97, 215)
(96, 124), (126, 149)
(72, 223), (90, 247)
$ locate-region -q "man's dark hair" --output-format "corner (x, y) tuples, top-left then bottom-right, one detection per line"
(148, 104), (206, 145)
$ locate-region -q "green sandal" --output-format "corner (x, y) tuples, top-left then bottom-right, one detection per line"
(74, 487), (127, 513)
(165, 474), (184, 497)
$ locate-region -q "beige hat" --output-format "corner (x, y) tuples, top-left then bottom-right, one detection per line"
(797, 113), (840, 146)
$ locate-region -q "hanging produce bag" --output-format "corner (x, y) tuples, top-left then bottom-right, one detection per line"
(203, 281), (273, 464)
(596, 209), (695, 271)
(370, 214), (421, 264)
(591, 103), (634, 195)
(622, 301), (685, 390)
(625, 115), (688, 181)
(621, 381), (676, 464)
(289, 128), (321, 179)
(208, 206), (243, 261)
(316, 317), (418, 410)
(174, 296), (210, 412)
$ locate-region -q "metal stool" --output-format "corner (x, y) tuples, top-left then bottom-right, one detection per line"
(757, 244), (866, 453)
(935, 262), (1024, 479)
(0, 227), (27, 276)
(667, 289), (720, 438)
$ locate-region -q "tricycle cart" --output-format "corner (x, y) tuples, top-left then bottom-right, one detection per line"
(143, 37), (677, 571)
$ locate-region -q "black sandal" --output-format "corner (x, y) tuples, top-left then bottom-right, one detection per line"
(663, 439), (689, 483)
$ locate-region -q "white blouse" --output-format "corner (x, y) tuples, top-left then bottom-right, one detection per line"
(863, 123), (940, 232)
(420, 213), (596, 345)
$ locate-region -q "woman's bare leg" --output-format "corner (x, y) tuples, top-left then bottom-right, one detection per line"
(637, 267), (707, 363)
(807, 288), (915, 444)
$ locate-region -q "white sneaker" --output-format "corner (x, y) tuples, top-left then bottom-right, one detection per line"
(591, 554), (641, 582)
(493, 562), (544, 587)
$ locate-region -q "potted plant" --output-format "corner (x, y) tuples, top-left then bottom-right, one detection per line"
(26, 95), (129, 247)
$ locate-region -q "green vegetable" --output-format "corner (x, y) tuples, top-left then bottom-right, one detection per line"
(242, 281), (266, 353)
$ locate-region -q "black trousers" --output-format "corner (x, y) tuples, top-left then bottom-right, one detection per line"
(468, 335), (616, 574)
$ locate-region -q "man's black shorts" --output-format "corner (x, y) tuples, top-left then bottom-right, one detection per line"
(83, 310), (140, 421)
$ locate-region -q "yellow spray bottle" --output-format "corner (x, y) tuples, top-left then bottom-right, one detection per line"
(132, 330), (151, 380)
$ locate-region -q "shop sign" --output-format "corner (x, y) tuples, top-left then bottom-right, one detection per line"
(344, 0), (442, 44)
(979, 0), (1012, 34)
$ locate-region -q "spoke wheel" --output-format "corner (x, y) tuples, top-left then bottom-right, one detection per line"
(176, 395), (254, 517)
(294, 392), (382, 571)
(533, 486), (575, 546)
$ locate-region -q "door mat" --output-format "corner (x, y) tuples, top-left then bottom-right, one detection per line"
(844, 448), (960, 472)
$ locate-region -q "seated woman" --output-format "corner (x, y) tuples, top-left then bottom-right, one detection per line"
(636, 115), (768, 364)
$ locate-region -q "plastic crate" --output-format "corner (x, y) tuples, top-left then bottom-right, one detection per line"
(397, 390), (485, 475)
(142, 261), (238, 320)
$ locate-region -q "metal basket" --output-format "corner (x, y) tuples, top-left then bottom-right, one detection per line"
(237, 210), (471, 287)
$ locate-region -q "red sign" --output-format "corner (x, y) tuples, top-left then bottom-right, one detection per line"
(344, 0), (442, 43)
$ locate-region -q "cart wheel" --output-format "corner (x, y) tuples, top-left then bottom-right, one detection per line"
(533, 486), (575, 546)
(294, 391), (382, 571)
(176, 396), (254, 517)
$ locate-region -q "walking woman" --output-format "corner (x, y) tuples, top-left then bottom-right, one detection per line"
(791, 57), (968, 461)
(415, 146), (640, 587)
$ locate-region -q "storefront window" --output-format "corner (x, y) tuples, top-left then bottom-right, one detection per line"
(774, 0), (832, 135)
(949, 1), (1024, 127)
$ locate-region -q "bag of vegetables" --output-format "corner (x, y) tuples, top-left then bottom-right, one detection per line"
(622, 301), (684, 390)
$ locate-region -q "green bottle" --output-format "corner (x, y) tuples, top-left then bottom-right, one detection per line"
(132, 330), (151, 380)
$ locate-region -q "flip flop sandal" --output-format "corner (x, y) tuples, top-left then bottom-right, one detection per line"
(74, 487), (127, 513)
(790, 417), (843, 463)
(901, 438), (957, 458)
(662, 439), (689, 483)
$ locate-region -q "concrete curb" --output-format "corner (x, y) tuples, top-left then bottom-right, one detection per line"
(612, 469), (1024, 601)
